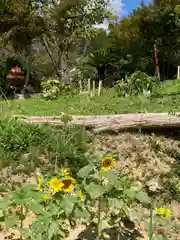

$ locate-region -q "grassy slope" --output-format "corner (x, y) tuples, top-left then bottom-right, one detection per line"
(1, 80), (180, 116)
(0, 81), (180, 239)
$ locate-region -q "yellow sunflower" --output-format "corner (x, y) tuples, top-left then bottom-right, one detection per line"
(155, 207), (171, 218)
(60, 176), (76, 193)
(60, 168), (71, 176)
(155, 207), (165, 216)
(43, 194), (52, 201)
(77, 190), (84, 201)
(49, 178), (64, 192)
(101, 156), (115, 171)
(37, 176), (43, 190)
(164, 208), (171, 218)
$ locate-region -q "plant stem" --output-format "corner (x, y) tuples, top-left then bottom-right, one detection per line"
(97, 197), (102, 240)
(148, 203), (154, 240)
(20, 205), (23, 240)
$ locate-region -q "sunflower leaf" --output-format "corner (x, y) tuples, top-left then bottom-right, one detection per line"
(77, 165), (94, 178)
(100, 171), (119, 185)
(48, 221), (59, 240)
(0, 198), (10, 210)
(108, 198), (124, 209)
(85, 183), (105, 199)
(5, 216), (19, 228)
(74, 206), (90, 220)
(59, 195), (77, 215)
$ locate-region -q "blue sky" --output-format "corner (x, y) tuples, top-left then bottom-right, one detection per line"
(94, 0), (152, 30)
(123, 0), (152, 16)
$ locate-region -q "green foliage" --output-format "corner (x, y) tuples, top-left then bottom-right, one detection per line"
(114, 71), (157, 97)
(0, 157), (152, 239)
(41, 79), (75, 100)
(0, 118), (91, 173)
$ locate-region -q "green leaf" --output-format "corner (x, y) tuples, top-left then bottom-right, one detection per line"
(124, 187), (137, 200)
(30, 203), (42, 215)
(48, 221), (59, 240)
(100, 171), (119, 185)
(59, 195), (76, 215)
(108, 198), (124, 209)
(125, 186), (150, 204)
(0, 198), (10, 210)
(135, 191), (150, 204)
(20, 228), (33, 239)
(36, 233), (43, 240)
(11, 192), (29, 205)
(85, 183), (104, 199)
(5, 216), (19, 228)
(77, 165), (94, 178)
(74, 206), (90, 220)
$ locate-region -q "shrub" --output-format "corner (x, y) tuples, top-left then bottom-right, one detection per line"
(0, 118), (91, 174)
(114, 71), (157, 97)
(41, 79), (74, 100)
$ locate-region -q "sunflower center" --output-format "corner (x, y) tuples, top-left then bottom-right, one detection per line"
(102, 159), (112, 167)
(62, 179), (72, 188)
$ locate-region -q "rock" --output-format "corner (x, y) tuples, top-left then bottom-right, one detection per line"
(146, 178), (162, 192)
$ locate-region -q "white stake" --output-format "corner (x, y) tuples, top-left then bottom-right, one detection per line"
(93, 80), (96, 96)
(178, 66), (180, 79)
(98, 80), (102, 96)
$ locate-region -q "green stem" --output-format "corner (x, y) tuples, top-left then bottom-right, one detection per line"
(148, 203), (154, 240)
(97, 197), (102, 240)
(20, 205), (23, 240)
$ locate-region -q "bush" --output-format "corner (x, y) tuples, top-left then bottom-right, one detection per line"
(114, 71), (157, 97)
(0, 118), (92, 174)
(41, 79), (75, 100)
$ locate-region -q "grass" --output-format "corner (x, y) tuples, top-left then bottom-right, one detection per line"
(0, 88), (180, 239)
(1, 80), (180, 116)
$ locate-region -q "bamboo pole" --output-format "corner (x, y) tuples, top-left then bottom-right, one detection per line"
(98, 80), (102, 96)
(79, 80), (82, 93)
(87, 78), (91, 94)
(93, 80), (96, 96)
(177, 66), (180, 80)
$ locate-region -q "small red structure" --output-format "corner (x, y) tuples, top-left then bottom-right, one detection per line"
(7, 65), (25, 90)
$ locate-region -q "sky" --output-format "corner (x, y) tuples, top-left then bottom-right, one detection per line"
(123, 0), (152, 17)
(94, 0), (152, 30)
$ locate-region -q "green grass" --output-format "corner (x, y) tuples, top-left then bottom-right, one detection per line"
(1, 80), (180, 116)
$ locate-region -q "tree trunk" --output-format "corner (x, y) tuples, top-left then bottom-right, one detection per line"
(22, 44), (32, 97)
(154, 43), (161, 82)
(15, 112), (180, 133)
(42, 36), (61, 79)
(58, 43), (70, 83)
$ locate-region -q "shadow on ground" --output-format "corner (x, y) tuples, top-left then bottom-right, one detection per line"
(76, 220), (144, 240)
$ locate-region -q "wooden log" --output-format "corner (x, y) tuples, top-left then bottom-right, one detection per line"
(14, 113), (180, 133)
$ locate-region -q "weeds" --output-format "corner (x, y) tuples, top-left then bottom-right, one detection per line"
(0, 117), (92, 174)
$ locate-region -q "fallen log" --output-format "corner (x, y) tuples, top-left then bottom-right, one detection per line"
(13, 113), (180, 134)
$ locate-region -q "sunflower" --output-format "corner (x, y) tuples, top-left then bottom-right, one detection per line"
(60, 168), (71, 176)
(101, 156), (115, 171)
(77, 190), (84, 201)
(49, 178), (64, 192)
(155, 207), (171, 218)
(60, 176), (76, 193)
(43, 194), (52, 201)
(155, 207), (165, 216)
(37, 176), (43, 190)
(164, 208), (171, 218)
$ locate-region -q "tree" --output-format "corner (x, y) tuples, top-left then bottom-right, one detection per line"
(41, 0), (108, 81)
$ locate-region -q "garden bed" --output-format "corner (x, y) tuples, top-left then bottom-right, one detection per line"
(0, 119), (180, 239)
